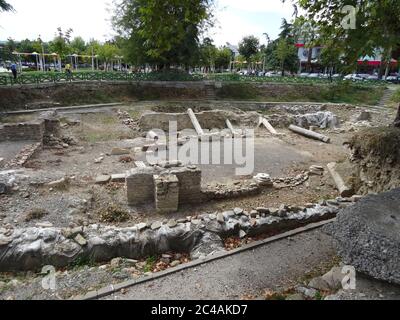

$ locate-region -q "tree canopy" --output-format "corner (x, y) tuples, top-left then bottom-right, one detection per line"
(238, 36), (260, 61)
(293, 0), (400, 74)
(113, 0), (214, 68)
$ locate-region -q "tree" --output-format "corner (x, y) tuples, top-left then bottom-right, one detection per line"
(238, 36), (260, 67)
(49, 27), (73, 60)
(98, 42), (120, 71)
(113, 0), (214, 69)
(199, 38), (217, 73)
(0, 0), (13, 12)
(292, 0), (400, 77)
(275, 38), (298, 76)
(70, 37), (87, 54)
(215, 47), (232, 71)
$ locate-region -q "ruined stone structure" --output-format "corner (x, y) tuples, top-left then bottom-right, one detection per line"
(0, 121), (45, 142)
(154, 174), (179, 214)
(126, 165), (203, 212)
(0, 113), (61, 143)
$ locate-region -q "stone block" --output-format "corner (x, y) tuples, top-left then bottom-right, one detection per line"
(126, 167), (157, 206)
(154, 174), (179, 214)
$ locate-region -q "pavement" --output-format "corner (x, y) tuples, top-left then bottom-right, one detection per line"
(102, 228), (337, 300)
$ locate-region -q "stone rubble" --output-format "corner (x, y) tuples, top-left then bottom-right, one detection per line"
(0, 197), (354, 272)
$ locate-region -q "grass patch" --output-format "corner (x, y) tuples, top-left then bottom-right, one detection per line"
(143, 256), (157, 273)
(390, 88), (400, 106)
(25, 208), (49, 222)
(99, 203), (130, 223)
(0, 114), (35, 124)
(74, 113), (131, 143)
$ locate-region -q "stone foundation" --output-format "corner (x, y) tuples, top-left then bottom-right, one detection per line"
(126, 167), (158, 206)
(154, 174), (179, 213)
(126, 165), (203, 210)
(0, 121), (45, 142)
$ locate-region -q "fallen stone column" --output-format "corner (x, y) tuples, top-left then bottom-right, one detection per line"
(226, 119), (239, 136)
(327, 162), (354, 197)
(147, 130), (159, 141)
(259, 117), (278, 135)
(187, 108), (205, 136)
(289, 125), (331, 143)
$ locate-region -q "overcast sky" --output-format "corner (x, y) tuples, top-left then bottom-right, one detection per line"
(0, 0), (295, 46)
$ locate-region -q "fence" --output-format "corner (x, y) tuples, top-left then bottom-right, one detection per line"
(0, 71), (386, 87)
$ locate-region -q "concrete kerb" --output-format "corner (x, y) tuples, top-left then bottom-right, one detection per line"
(2, 100), (386, 117)
(74, 218), (336, 300)
(2, 102), (124, 116)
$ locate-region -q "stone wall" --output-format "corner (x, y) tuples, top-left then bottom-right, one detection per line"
(126, 167), (158, 206)
(169, 166), (204, 205)
(154, 174), (179, 214)
(0, 121), (45, 142)
(126, 165), (203, 209)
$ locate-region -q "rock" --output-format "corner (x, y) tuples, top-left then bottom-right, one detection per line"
(111, 148), (130, 156)
(217, 213), (225, 223)
(137, 223), (147, 231)
(256, 207), (269, 214)
(354, 111), (372, 122)
(111, 174), (126, 183)
(329, 188), (400, 285)
(95, 175), (111, 185)
(74, 234), (87, 247)
(191, 219), (201, 226)
(308, 277), (331, 292)
(36, 222), (53, 228)
(321, 267), (345, 291)
(233, 208), (244, 215)
(48, 177), (68, 188)
(94, 157), (104, 164)
(170, 260), (181, 268)
(0, 158), (4, 166)
(296, 286), (318, 299)
(0, 183), (8, 195)
(223, 211), (235, 219)
(111, 257), (123, 268)
(239, 230), (247, 239)
(151, 221), (162, 230)
(250, 210), (258, 218)
(167, 220), (177, 228)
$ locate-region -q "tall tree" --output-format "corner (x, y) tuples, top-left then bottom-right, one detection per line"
(238, 36), (260, 67)
(275, 38), (298, 76)
(113, 0), (214, 69)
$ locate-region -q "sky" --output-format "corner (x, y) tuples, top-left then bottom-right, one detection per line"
(0, 0), (296, 46)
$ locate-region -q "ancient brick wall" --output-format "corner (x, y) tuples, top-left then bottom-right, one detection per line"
(0, 121), (45, 142)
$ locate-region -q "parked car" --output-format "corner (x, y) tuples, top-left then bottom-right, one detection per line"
(367, 75), (379, 80)
(299, 73), (310, 78)
(344, 74), (364, 81)
(385, 76), (400, 84)
(307, 73), (320, 78)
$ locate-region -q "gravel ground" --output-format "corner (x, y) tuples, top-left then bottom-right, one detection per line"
(102, 228), (337, 300)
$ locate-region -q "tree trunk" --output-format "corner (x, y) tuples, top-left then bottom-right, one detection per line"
(394, 104), (400, 128)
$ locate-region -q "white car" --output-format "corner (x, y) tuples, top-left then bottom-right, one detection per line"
(0, 67), (10, 73)
(367, 75), (379, 80)
(299, 73), (310, 78)
(307, 73), (320, 78)
(344, 74), (364, 81)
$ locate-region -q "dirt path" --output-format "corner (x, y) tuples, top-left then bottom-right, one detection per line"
(102, 228), (337, 300)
